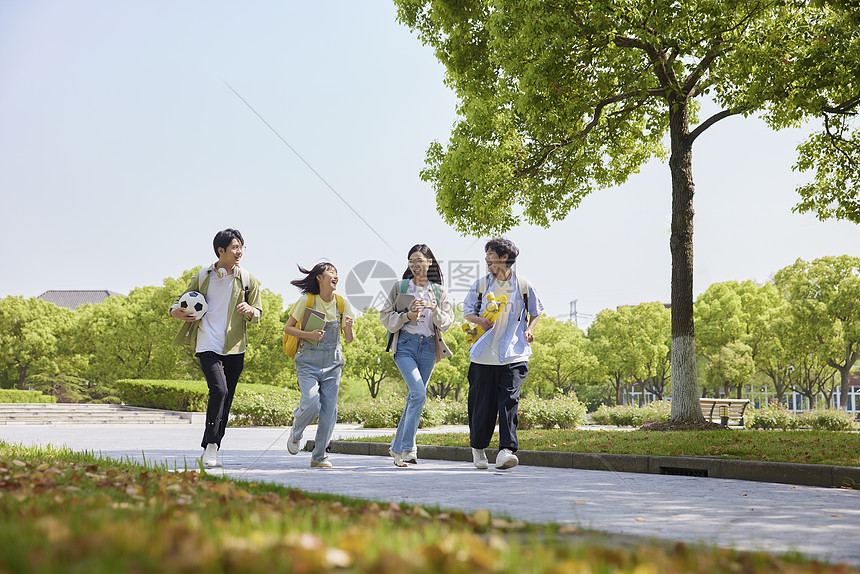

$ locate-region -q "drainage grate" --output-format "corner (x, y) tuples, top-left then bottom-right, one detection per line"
(660, 466), (708, 477)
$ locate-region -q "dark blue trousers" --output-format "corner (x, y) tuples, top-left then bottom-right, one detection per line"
(467, 361), (528, 452)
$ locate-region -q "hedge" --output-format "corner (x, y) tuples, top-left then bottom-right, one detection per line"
(591, 402), (671, 426)
(0, 390), (58, 404)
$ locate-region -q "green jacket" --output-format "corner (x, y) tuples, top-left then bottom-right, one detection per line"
(169, 265), (262, 354)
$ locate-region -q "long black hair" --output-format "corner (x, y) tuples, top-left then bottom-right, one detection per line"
(402, 244), (444, 285)
(290, 262), (336, 294)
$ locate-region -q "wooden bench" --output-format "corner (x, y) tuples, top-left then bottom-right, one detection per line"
(699, 398), (750, 427)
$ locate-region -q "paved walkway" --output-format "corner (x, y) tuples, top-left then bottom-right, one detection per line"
(2, 423), (859, 567)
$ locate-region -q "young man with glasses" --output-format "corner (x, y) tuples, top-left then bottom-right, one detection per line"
(169, 228), (262, 468)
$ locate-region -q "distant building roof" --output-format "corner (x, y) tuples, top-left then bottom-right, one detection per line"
(38, 290), (121, 310)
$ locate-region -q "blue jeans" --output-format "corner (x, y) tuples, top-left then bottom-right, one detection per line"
(292, 321), (344, 463)
(390, 331), (436, 455)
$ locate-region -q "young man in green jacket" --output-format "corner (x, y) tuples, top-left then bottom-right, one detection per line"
(170, 228), (262, 468)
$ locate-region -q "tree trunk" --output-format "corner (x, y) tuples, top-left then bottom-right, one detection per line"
(18, 364), (28, 390)
(668, 100), (705, 423)
(838, 363), (853, 411)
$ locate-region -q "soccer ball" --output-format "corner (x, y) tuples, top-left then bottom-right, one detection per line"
(179, 291), (208, 320)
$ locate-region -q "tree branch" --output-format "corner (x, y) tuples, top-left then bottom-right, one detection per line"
(687, 108), (747, 145)
(822, 93), (860, 115)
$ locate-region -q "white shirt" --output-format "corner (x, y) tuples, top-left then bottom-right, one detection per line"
(402, 280), (435, 337)
(472, 278), (513, 365)
(196, 271), (234, 354)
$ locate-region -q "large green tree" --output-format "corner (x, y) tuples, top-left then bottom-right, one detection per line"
(773, 255), (860, 410)
(0, 296), (71, 390)
(395, 0), (859, 422)
(76, 285), (185, 385)
(528, 317), (599, 398)
(587, 303), (669, 405)
(694, 280), (780, 398)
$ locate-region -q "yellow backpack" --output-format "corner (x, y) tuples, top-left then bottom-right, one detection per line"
(282, 293), (345, 358)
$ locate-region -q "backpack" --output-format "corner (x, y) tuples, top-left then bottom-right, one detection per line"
(385, 279), (441, 352)
(282, 293), (345, 358)
(198, 266), (250, 303)
(476, 273), (531, 323)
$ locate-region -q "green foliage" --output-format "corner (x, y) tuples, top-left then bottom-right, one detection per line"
(592, 402), (672, 427)
(422, 397), (469, 426)
(517, 393), (587, 430)
(242, 289), (296, 387)
(343, 312), (400, 398)
(747, 401), (801, 430)
(800, 408), (857, 431)
(527, 318), (599, 398)
(0, 389), (57, 403)
(586, 303), (671, 404)
(230, 385), (301, 427)
(773, 255), (860, 407)
(427, 311), (470, 400)
(341, 395), (405, 428)
(114, 379), (209, 412)
(0, 296), (73, 390)
(75, 284), (187, 385)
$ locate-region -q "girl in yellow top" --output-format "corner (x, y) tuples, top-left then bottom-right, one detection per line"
(283, 262), (354, 468)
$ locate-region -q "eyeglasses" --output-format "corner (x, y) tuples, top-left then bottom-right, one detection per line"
(230, 245), (246, 252)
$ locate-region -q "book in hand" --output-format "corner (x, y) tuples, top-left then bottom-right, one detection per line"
(394, 293), (415, 314)
(301, 308), (326, 346)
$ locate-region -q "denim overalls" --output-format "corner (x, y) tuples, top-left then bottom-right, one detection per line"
(291, 319), (344, 464)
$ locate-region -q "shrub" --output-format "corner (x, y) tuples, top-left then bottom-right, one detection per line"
(518, 394), (587, 430)
(359, 396), (404, 428)
(0, 390), (57, 404)
(230, 385), (300, 427)
(421, 398), (468, 427)
(591, 402), (670, 427)
(747, 401), (800, 430)
(115, 379), (208, 412)
(115, 380), (296, 426)
(800, 408), (856, 431)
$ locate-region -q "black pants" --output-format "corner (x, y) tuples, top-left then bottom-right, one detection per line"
(467, 361), (528, 452)
(198, 351), (244, 449)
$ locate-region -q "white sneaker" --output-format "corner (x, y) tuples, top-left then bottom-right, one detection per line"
(402, 450), (418, 464)
(472, 448), (488, 469)
(495, 448), (519, 470)
(286, 427), (300, 455)
(389, 448), (407, 467)
(202, 443), (219, 467)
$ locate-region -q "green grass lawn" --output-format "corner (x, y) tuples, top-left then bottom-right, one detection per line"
(2, 441), (857, 573)
(357, 428), (860, 467)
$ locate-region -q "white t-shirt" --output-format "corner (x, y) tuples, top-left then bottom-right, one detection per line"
(196, 271), (234, 354)
(471, 278), (512, 365)
(402, 280), (435, 337)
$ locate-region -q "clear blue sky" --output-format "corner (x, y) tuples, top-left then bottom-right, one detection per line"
(2, 1), (858, 328)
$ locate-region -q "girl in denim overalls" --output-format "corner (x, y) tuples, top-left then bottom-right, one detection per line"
(283, 262), (354, 467)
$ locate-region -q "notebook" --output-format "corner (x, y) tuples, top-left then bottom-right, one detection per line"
(394, 293), (415, 313)
(301, 308), (327, 346)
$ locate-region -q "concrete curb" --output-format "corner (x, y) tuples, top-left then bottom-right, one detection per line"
(307, 440), (860, 489)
